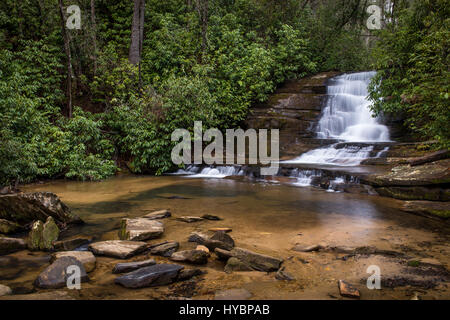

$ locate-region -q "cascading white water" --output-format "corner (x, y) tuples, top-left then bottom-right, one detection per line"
(284, 71), (391, 166)
(173, 165), (243, 178)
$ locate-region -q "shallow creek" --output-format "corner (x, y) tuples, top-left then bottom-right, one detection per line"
(1, 175), (448, 300)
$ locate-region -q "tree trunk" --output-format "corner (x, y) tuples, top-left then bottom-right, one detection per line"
(58, 0), (73, 118)
(129, 0), (143, 65)
(90, 0), (98, 74)
(195, 0), (209, 63)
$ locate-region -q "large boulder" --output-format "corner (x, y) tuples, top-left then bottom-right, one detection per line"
(0, 237), (27, 255)
(170, 250), (209, 265)
(35, 256), (89, 289)
(88, 240), (148, 259)
(119, 218), (164, 241)
(0, 192), (83, 226)
(52, 251), (96, 273)
(115, 263), (184, 288)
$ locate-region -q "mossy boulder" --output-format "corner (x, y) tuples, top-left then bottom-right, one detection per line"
(27, 217), (60, 251)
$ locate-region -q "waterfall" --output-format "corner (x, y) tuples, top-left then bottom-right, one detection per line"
(283, 71), (391, 166)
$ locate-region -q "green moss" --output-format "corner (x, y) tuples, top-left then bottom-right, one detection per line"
(408, 260), (420, 267)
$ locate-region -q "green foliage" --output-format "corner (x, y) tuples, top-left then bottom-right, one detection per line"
(369, 0), (450, 148)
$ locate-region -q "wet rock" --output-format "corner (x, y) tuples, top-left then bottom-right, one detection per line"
(115, 263), (184, 288)
(52, 251), (96, 273)
(41, 217), (59, 250)
(214, 248), (234, 260)
(188, 232), (210, 244)
(401, 201), (450, 219)
(170, 250), (209, 265)
(142, 209), (171, 220)
(112, 259), (156, 274)
(177, 216), (204, 223)
(189, 231), (234, 251)
(0, 219), (23, 235)
(224, 257), (253, 273)
(209, 227), (232, 233)
(150, 241), (179, 257)
(0, 237), (27, 255)
(89, 240), (148, 259)
(362, 159), (450, 187)
(0, 192), (83, 226)
(0, 284), (12, 296)
(338, 280), (360, 299)
(408, 150), (449, 166)
(27, 220), (44, 251)
(35, 256), (89, 289)
(53, 236), (93, 251)
(201, 214), (222, 221)
(376, 186), (449, 202)
(9, 282), (36, 295)
(220, 247), (283, 272)
(0, 290), (75, 300)
(215, 288), (252, 300)
(119, 218), (164, 241)
(275, 267), (295, 281)
(177, 268), (205, 281)
(292, 244), (323, 252)
(27, 217), (59, 251)
(195, 245), (210, 255)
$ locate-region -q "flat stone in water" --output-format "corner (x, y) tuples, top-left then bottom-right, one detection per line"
(201, 214), (222, 221)
(89, 240), (148, 259)
(292, 244), (323, 252)
(223, 247), (283, 272)
(142, 209), (171, 220)
(119, 218), (164, 241)
(52, 251), (96, 273)
(53, 236), (93, 251)
(177, 216), (204, 223)
(115, 263), (184, 288)
(112, 259), (156, 274)
(35, 256), (89, 289)
(170, 250), (209, 265)
(150, 241), (179, 257)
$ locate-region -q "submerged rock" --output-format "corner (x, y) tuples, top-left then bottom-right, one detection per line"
(170, 250), (209, 265)
(52, 251), (96, 273)
(224, 257), (253, 273)
(0, 192), (83, 226)
(292, 244), (323, 252)
(214, 288), (252, 300)
(89, 240), (148, 259)
(338, 280), (360, 299)
(53, 236), (93, 251)
(401, 201), (450, 219)
(35, 256), (89, 289)
(0, 219), (23, 235)
(149, 241), (179, 257)
(176, 268), (205, 281)
(177, 216), (204, 223)
(142, 209), (171, 220)
(112, 259), (156, 274)
(275, 267), (295, 281)
(201, 214), (222, 221)
(0, 284), (12, 296)
(115, 263), (184, 288)
(0, 237), (27, 255)
(119, 218), (164, 241)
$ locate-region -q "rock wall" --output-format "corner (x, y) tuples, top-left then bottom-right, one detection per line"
(244, 72), (340, 159)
